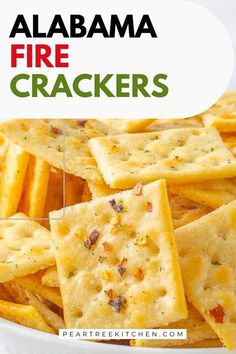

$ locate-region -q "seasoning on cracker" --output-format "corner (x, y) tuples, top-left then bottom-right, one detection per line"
(109, 199), (123, 213)
(84, 229), (99, 249)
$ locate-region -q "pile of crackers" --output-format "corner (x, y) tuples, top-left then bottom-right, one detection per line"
(0, 91), (236, 350)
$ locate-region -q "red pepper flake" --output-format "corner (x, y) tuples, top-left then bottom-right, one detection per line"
(104, 288), (113, 300)
(84, 229), (99, 249)
(117, 258), (127, 277)
(77, 119), (87, 127)
(120, 257), (128, 266)
(147, 202), (153, 213)
(117, 265), (126, 276)
(108, 295), (126, 313)
(109, 199), (123, 213)
(103, 241), (111, 252)
(51, 126), (63, 135)
(133, 182), (143, 196)
(134, 267), (144, 280)
(209, 304), (225, 323)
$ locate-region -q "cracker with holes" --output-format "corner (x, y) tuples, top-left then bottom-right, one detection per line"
(0, 213), (55, 282)
(19, 156), (50, 219)
(131, 303), (217, 348)
(175, 200), (236, 350)
(0, 119), (119, 183)
(170, 178), (236, 209)
(0, 143), (29, 218)
(103, 119), (154, 133)
(50, 179), (187, 328)
(89, 127), (236, 189)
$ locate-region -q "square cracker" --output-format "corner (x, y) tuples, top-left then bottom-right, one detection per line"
(0, 213), (55, 282)
(175, 200), (236, 350)
(50, 179), (187, 329)
(0, 119), (119, 183)
(170, 178), (236, 209)
(89, 127), (236, 189)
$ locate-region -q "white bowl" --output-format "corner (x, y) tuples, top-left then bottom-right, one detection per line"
(0, 318), (233, 354)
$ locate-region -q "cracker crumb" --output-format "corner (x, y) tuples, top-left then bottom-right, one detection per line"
(133, 182), (143, 196)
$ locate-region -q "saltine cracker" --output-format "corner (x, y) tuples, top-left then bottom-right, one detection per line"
(50, 180), (187, 328)
(89, 128), (236, 189)
(175, 200), (236, 350)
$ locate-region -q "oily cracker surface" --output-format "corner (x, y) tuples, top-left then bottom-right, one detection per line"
(131, 303), (217, 348)
(203, 112), (236, 133)
(87, 180), (121, 199)
(221, 133), (236, 157)
(102, 119), (154, 133)
(0, 213), (55, 282)
(50, 180), (187, 329)
(170, 178), (236, 209)
(202, 92), (236, 132)
(19, 156), (50, 219)
(0, 299), (54, 333)
(0, 133), (9, 170)
(145, 117), (203, 132)
(41, 266), (59, 288)
(43, 167), (64, 226)
(175, 200), (236, 350)
(168, 193), (212, 229)
(13, 273), (62, 308)
(2, 282), (64, 332)
(65, 174), (83, 206)
(0, 143), (29, 218)
(0, 119), (119, 183)
(89, 127), (236, 189)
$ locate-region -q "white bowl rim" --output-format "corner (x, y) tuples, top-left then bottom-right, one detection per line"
(0, 318), (229, 353)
